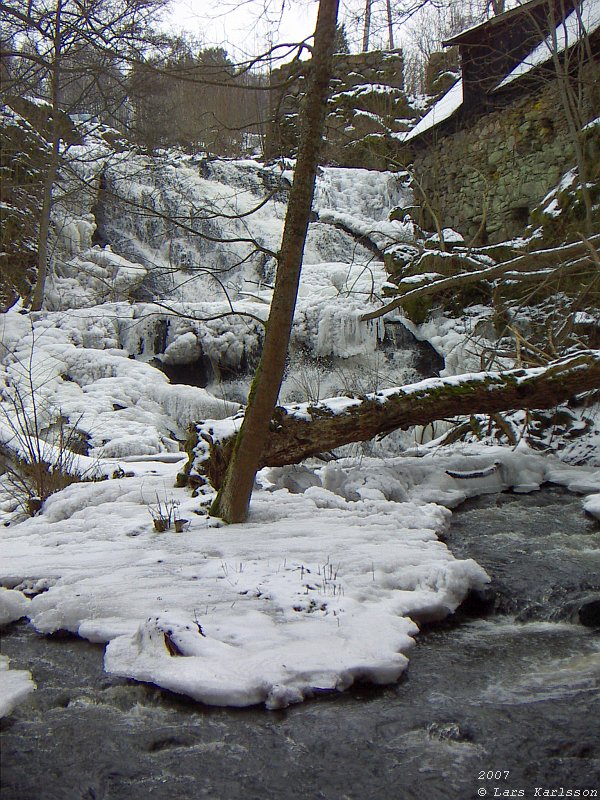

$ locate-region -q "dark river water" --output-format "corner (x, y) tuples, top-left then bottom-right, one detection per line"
(1, 487), (599, 800)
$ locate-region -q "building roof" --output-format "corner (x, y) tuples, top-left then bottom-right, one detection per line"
(401, 79), (463, 142)
(496, 0), (600, 88)
(442, 0), (553, 45)
(403, 0), (597, 143)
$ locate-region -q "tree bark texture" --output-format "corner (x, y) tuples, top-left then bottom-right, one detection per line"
(209, 0), (340, 523)
(31, 0), (63, 312)
(190, 350), (600, 490)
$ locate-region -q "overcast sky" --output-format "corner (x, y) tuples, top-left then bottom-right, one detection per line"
(161, 0), (404, 58)
(163, 0), (320, 59)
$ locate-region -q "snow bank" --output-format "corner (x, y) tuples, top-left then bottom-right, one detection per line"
(583, 493), (600, 520)
(0, 254), (422, 465)
(583, 494), (600, 521)
(0, 453), (489, 709)
(0, 587), (31, 625)
(2, 444), (598, 709)
(0, 304), (241, 461)
(0, 656), (36, 718)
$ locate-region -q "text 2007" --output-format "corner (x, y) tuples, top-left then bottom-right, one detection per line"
(479, 772), (511, 781)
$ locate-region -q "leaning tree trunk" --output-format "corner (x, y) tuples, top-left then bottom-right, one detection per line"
(187, 351), (600, 490)
(209, 0), (340, 523)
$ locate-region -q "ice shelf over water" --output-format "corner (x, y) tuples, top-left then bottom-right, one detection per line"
(1, 446), (599, 711)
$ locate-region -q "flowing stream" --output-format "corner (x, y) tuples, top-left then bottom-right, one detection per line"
(1, 487), (599, 800)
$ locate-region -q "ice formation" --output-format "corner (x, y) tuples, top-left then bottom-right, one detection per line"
(1, 136), (599, 714)
(1, 446), (599, 710)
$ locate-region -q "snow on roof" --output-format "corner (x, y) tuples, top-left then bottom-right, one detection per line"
(401, 79), (463, 142)
(496, 0), (600, 88)
(443, 0), (548, 44)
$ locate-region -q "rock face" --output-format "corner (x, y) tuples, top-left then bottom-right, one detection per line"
(266, 49), (417, 167)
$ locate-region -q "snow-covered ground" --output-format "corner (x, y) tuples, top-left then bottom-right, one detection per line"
(1, 443), (598, 714)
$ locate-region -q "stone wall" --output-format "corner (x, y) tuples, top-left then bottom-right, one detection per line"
(267, 49), (416, 167)
(410, 60), (600, 243)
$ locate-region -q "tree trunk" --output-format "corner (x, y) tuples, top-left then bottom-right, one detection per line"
(363, 0), (372, 51)
(209, 0), (340, 523)
(190, 351), (600, 490)
(31, 0), (63, 312)
(386, 0), (394, 49)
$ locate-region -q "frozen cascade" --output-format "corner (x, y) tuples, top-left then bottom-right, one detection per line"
(313, 167), (415, 253)
(50, 148), (415, 310)
(315, 307), (385, 358)
(313, 167), (411, 222)
(5, 140), (434, 459)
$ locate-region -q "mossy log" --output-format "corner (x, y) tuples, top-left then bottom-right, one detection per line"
(186, 350), (600, 490)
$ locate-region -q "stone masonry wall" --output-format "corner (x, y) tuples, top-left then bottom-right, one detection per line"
(410, 60), (600, 243)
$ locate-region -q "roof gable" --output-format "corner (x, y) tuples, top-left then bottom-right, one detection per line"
(443, 0), (554, 45)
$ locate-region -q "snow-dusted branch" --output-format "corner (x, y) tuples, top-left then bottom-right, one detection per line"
(184, 349), (600, 489)
(362, 234), (600, 322)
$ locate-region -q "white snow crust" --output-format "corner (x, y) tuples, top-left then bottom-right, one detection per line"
(2, 446), (599, 709)
(0, 587), (31, 625)
(583, 493), (600, 520)
(0, 655), (36, 718)
(0, 304), (242, 461)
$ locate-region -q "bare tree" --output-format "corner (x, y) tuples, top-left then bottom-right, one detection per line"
(363, 0), (395, 49)
(210, 0), (340, 524)
(0, 0), (166, 311)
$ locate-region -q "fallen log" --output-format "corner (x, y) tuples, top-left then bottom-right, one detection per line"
(182, 350), (600, 490)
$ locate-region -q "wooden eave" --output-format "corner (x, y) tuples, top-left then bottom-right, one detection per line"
(442, 0), (555, 46)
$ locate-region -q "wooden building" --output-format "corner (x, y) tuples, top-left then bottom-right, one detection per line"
(404, 0), (599, 143)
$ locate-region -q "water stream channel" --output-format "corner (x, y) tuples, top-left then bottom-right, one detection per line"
(1, 487), (599, 800)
